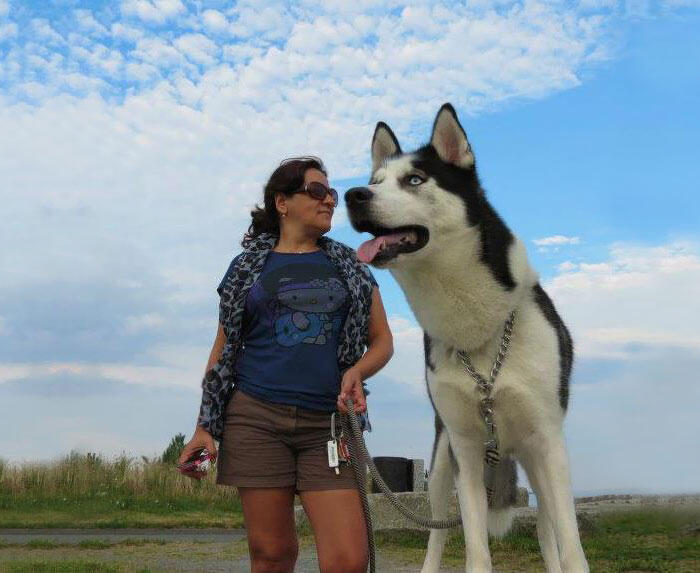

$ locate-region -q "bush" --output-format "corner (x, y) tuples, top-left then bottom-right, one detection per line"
(161, 433), (186, 465)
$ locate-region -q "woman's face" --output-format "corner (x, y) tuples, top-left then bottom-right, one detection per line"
(279, 168), (335, 235)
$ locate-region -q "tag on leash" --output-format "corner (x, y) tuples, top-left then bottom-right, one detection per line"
(327, 440), (340, 474)
(338, 436), (350, 462)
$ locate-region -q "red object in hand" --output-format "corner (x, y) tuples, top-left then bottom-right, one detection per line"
(177, 448), (216, 479)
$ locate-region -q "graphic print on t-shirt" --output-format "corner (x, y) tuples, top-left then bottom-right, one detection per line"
(257, 262), (348, 347)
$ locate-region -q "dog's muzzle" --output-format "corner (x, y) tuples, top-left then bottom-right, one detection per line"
(345, 187), (374, 208)
(344, 186), (429, 265)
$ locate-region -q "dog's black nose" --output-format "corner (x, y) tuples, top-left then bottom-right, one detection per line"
(345, 187), (374, 206)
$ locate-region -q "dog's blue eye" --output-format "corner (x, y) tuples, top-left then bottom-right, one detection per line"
(408, 175), (424, 186)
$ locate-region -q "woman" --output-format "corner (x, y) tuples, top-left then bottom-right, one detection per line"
(179, 157), (393, 573)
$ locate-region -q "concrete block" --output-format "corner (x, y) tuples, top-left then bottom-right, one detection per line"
(295, 491), (700, 533)
(411, 459), (425, 492)
(295, 486), (529, 532)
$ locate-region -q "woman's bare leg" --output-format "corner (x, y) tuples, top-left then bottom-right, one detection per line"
(299, 488), (368, 573)
(238, 486), (298, 573)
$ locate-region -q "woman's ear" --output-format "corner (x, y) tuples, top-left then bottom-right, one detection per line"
(275, 192), (288, 218)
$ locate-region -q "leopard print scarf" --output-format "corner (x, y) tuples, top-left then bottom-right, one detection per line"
(197, 232), (376, 440)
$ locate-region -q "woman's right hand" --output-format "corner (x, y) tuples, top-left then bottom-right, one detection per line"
(178, 426), (218, 469)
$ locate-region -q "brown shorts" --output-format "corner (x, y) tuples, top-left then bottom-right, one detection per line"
(216, 388), (361, 491)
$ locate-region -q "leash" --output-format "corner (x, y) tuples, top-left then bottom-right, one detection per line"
(341, 403), (460, 573)
(340, 310), (516, 572)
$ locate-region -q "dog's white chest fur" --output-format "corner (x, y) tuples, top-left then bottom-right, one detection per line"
(392, 233), (537, 349)
(425, 297), (565, 454)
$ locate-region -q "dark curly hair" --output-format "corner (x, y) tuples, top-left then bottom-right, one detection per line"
(242, 156), (327, 248)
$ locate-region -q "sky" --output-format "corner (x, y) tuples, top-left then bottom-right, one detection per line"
(1, 0), (699, 496)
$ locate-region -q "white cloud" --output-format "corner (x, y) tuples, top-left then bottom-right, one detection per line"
(3, 1), (696, 489)
(70, 43), (124, 76)
(0, 372), (200, 462)
(74, 9), (109, 37)
(124, 60), (159, 81)
(132, 36), (185, 67)
(201, 9), (228, 34)
(661, 0), (700, 7)
(533, 235), (581, 246)
(111, 22), (144, 42)
(123, 313), (165, 334)
(546, 241), (700, 359)
(625, 0), (652, 18)
(0, 360), (203, 390)
(229, 4), (295, 41)
(3, 1), (617, 116)
(0, 21), (16, 41)
(0, 0), (9, 18)
(578, 0), (620, 10)
(0, 1), (647, 403)
(121, 0), (186, 25)
(173, 33), (218, 66)
(29, 18), (65, 45)
(381, 316), (426, 394)
(566, 346), (700, 494)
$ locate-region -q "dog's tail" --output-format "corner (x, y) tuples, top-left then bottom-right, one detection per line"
(487, 455), (518, 538)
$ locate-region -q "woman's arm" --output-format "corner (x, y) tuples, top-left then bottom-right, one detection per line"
(354, 286), (394, 379)
(178, 322), (227, 467)
(337, 286), (394, 413)
(204, 323), (227, 372)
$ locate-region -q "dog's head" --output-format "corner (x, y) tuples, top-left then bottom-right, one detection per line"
(346, 103), (485, 269)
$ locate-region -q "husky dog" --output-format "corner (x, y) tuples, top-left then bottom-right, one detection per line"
(345, 104), (589, 572)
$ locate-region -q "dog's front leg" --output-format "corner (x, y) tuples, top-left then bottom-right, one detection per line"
(519, 455), (563, 572)
(522, 436), (589, 572)
(421, 428), (455, 573)
(447, 431), (492, 573)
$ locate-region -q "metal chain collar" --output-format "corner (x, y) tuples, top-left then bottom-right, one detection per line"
(457, 311), (516, 500)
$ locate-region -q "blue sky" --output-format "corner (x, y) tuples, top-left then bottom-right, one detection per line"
(1, 0), (699, 496)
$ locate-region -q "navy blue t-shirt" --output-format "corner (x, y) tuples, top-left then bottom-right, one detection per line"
(218, 250), (367, 411)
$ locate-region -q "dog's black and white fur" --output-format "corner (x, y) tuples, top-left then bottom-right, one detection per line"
(345, 104), (589, 572)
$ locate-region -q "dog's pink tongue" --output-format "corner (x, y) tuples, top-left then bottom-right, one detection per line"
(357, 231), (417, 263)
(357, 236), (386, 264)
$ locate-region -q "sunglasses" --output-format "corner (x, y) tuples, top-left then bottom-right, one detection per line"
(294, 182), (338, 206)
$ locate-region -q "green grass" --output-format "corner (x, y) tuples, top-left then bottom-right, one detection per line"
(0, 508), (697, 572)
(25, 540), (60, 549)
(0, 451), (244, 528)
(6, 539), (172, 551)
(373, 507), (700, 572)
(0, 506), (244, 529)
(2, 453), (698, 570)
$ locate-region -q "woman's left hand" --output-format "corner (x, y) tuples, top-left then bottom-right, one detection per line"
(337, 367), (366, 414)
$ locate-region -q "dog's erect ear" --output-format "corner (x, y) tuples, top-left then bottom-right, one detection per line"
(371, 122), (402, 174)
(430, 103), (474, 169)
